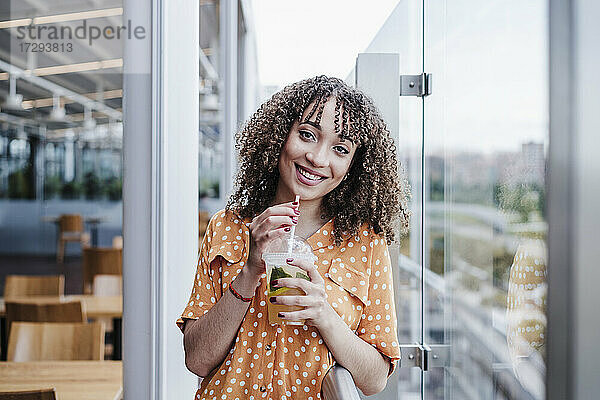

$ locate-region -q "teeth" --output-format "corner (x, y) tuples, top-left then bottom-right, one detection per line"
(298, 166), (322, 181)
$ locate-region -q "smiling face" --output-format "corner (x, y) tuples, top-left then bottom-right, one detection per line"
(275, 96), (358, 204)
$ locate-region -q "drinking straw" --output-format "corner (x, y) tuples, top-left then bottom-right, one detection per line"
(287, 195), (300, 255)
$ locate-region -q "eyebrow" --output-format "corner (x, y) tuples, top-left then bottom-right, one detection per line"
(301, 120), (321, 130)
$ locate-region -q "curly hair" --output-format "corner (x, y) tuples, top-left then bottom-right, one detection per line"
(225, 75), (411, 246)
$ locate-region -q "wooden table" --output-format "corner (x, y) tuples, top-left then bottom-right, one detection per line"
(0, 295), (122, 319)
(41, 215), (108, 246)
(0, 361), (122, 400)
(0, 296), (123, 361)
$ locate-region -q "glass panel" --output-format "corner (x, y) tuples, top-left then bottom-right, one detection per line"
(360, 1), (424, 398)
(0, 0), (123, 359)
(199, 0), (223, 211)
(423, 0), (548, 399)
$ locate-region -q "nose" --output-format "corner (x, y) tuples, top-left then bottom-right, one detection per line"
(306, 144), (329, 168)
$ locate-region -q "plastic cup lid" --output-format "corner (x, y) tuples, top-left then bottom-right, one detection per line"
(261, 234), (316, 263)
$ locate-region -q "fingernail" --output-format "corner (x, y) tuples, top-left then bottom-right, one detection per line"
(278, 312), (284, 318)
(286, 258), (293, 263)
(294, 209), (300, 215)
(292, 201), (298, 205)
(272, 279), (279, 287)
(291, 217), (298, 224)
(269, 297), (277, 303)
(284, 227), (291, 232)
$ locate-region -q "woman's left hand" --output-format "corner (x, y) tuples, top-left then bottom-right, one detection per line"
(270, 257), (336, 330)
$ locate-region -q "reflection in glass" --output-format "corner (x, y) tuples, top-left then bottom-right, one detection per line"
(199, 0), (222, 202)
(423, 0), (548, 398)
(359, 1), (424, 397)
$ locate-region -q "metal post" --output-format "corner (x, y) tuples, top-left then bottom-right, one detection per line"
(220, 0), (238, 204)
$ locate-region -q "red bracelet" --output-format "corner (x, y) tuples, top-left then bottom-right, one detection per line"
(229, 284), (253, 302)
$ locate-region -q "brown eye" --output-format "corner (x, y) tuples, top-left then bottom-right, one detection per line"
(334, 146), (349, 155)
(299, 130), (315, 141)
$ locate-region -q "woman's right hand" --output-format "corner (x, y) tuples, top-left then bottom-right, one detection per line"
(246, 200), (299, 278)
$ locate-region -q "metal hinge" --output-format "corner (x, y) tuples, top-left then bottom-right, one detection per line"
(399, 343), (450, 370)
(399, 73), (432, 97)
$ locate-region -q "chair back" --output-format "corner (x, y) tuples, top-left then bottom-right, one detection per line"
(5, 300), (86, 338)
(83, 247), (122, 294)
(199, 211), (210, 238)
(0, 388), (57, 400)
(112, 235), (123, 249)
(4, 275), (65, 299)
(92, 275), (123, 296)
(58, 214), (83, 233)
(7, 322), (104, 361)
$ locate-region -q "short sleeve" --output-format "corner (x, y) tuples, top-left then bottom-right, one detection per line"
(356, 234), (401, 376)
(177, 210), (247, 330)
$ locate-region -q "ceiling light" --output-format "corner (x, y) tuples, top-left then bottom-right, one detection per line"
(200, 93), (220, 111)
(16, 124), (26, 139)
(0, 18), (32, 29)
(34, 59), (123, 77)
(0, 59), (123, 81)
(83, 107), (96, 130)
(1, 75), (23, 111)
(0, 8), (123, 29)
(21, 89), (123, 110)
(49, 95), (68, 121)
(33, 8), (123, 25)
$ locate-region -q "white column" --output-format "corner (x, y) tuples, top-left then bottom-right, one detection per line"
(355, 53), (402, 400)
(548, 0), (600, 398)
(160, 0), (200, 397)
(122, 0), (153, 398)
(573, 0), (600, 397)
(220, 0), (238, 203)
(123, 0), (199, 398)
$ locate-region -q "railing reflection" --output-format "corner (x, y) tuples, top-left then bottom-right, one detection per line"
(398, 253), (545, 399)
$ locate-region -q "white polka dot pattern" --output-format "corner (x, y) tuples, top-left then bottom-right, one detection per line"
(176, 209), (400, 399)
(506, 239), (547, 365)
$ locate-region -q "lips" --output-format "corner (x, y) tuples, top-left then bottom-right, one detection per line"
(295, 164), (327, 186)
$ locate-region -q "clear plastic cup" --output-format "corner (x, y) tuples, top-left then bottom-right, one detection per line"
(262, 234), (317, 325)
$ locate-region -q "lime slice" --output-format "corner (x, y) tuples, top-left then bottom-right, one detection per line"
(296, 272), (309, 281)
(269, 287), (290, 296)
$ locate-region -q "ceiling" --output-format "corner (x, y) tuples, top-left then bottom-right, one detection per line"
(0, 0), (124, 131)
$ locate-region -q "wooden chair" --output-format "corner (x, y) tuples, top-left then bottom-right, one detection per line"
(7, 322), (104, 361)
(0, 388), (57, 400)
(4, 300), (86, 340)
(112, 235), (123, 249)
(82, 247), (122, 294)
(56, 214), (90, 263)
(92, 275), (122, 359)
(93, 275), (122, 296)
(199, 210), (211, 246)
(3, 275), (64, 299)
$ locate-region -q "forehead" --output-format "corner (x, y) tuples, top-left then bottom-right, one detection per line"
(299, 96), (358, 144)
(300, 96), (338, 121)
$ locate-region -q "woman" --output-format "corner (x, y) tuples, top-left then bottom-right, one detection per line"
(177, 75), (410, 399)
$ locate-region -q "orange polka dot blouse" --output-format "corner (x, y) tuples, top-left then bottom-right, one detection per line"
(177, 209), (401, 400)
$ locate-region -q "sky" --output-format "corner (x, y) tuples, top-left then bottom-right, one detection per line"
(249, 0), (549, 154)
(251, 0), (400, 88)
